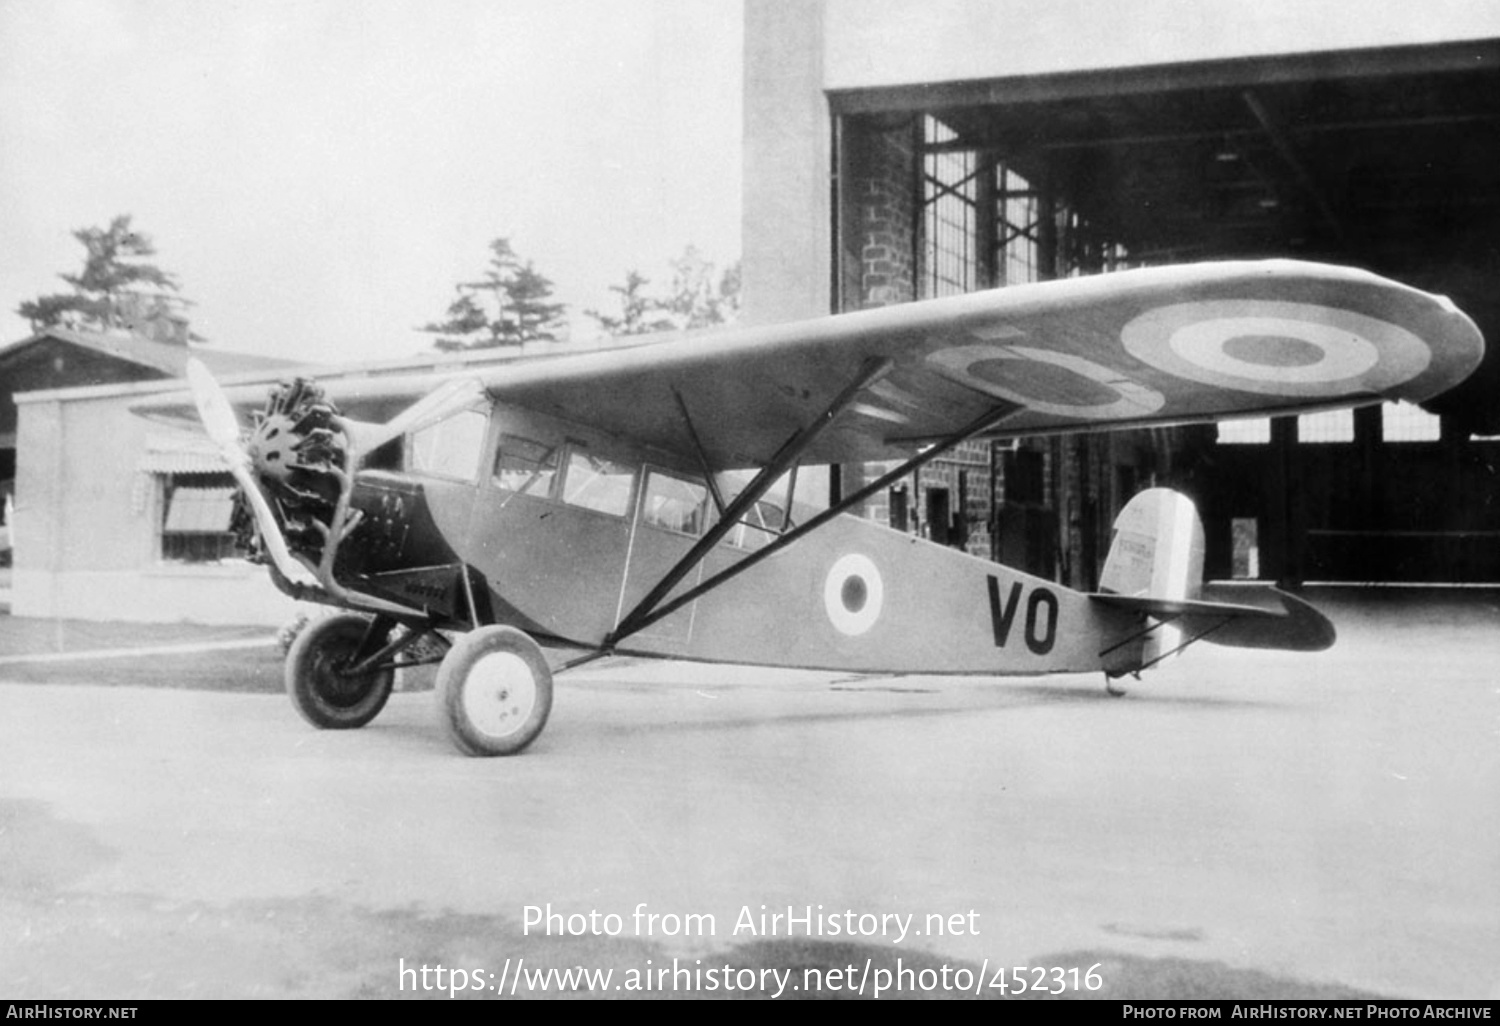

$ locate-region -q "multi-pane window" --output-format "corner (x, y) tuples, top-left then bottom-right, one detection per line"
(922, 117), (981, 297)
(160, 473), (238, 563)
(919, 118), (1054, 297)
(1218, 406), (1443, 445)
(997, 164), (1040, 285)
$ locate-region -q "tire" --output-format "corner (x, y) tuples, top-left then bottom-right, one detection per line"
(285, 614), (395, 729)
(436, 626), (553, 757)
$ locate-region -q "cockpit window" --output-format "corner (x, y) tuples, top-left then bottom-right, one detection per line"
(720, 468), (794, 550)
(561, 448), (635, 517)
(494, 434), (559, 499)
(642, 470), (714, 537)
(409, 408), (488, 482)
(725, 498), (787, 550)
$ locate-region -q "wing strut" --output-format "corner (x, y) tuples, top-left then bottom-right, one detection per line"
(604, 397), (1022, 650)
(609, 357), (894, 644)
(673, 387), (728, 516)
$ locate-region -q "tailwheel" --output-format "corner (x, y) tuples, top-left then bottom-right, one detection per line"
(436, 626), (553, 757)
(1105, 673), (1131, 698)
(285, 614), (396, 728)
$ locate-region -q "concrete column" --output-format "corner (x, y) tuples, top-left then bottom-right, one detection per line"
(741, 0), (830, 325)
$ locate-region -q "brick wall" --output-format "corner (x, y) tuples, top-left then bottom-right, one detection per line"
(842, 116), (919, 311)
(837, 115), (1000, 556)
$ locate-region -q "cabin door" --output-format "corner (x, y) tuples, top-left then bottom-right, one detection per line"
(616, 467), (711, 652)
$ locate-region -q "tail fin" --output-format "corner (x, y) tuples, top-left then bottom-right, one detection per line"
(1093, 488), (1335, 667)
(1099, 488), (1203, 663)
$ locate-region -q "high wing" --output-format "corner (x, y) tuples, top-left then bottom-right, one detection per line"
(467, 259), (1482, 469)
(134, 260), (1482, 471)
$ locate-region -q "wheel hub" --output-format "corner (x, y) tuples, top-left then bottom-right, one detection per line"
(462, 652), (537, 740)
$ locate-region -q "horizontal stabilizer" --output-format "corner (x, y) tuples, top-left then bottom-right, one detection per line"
(1090, 584), (1336, 652)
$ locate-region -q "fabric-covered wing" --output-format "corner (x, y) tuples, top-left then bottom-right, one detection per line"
(473, 260), (1482, 470)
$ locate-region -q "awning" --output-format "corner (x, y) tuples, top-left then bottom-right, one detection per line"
(138, 450), (230, 474)
(139, 431), (229, 474)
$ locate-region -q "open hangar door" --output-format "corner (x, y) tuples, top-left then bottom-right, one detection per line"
(830, 40), (1500, 585)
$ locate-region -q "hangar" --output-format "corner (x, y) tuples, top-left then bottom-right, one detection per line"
(741, 0), (1500, 587)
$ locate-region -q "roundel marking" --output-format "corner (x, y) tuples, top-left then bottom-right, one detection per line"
(927, 344), (1166, 420)
(1121, 300), (1432, 397)
(1173, 317), (1379, 382)
(823, 553), (884, 637)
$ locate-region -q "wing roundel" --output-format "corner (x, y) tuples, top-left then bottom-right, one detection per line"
(1117, 298), (1432, 399)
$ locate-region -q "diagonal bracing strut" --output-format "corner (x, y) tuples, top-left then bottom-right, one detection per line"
(605, 397), (1022, 649)
(608, 357), (894, 644)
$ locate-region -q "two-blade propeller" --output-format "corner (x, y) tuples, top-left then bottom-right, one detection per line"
(185, 358), (486, 591)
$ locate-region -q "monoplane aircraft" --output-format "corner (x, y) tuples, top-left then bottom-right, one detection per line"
(163, 260), (1482, 756)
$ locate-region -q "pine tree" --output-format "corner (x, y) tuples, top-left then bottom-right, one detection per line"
(420, 238), (567, 350)
(584, 270), (677, 336)
(17, 215), (196, 340)
(586, 247), (742, 338)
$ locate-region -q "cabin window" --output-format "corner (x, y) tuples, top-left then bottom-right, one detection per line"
(562, 449), (635, 517)
(718, 468), (795, 550)
(727, 499), (788, 550)
(642, 470), (713, 536)
(160, 473), (239, 563)
(493, 434), (559, 498)
(409, 408), (488, 482)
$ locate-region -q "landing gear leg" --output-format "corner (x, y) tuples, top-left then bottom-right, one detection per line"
(1104, 673), (1132, 698)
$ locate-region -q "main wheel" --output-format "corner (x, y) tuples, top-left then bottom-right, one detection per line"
(436, 626), (553, 757)
(285, 614), (395, 729)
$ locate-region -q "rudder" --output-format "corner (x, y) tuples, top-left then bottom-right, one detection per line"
(1099, 488), (1205, 664)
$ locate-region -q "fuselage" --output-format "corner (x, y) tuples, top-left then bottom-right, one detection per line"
(328, 398), (1145, 676)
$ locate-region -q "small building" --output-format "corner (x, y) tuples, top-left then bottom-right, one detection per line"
(7, 345), (576, 625)
(0, 326), (295, 567)
(1, 325), (301, 620)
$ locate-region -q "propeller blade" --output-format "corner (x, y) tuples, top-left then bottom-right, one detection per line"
(185, 359), (249, 468)
(343, 376), (487, 457)
(184, 358), (316, 587)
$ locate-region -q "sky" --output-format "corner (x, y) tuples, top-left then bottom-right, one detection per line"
(0, 0), (744, 363)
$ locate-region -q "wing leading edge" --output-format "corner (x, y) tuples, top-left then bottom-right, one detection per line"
(473, 259), (1483, 470)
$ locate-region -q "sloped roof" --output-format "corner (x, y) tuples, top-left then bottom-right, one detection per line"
(0, 326), (299, 379)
